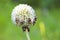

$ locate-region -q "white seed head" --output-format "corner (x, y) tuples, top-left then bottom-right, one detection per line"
(11, 4), (36, 27)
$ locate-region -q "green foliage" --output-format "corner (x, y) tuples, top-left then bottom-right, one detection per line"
(0, 0), (60, 40)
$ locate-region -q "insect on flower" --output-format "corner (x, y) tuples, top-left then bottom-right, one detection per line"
(11, 4), (37, 32)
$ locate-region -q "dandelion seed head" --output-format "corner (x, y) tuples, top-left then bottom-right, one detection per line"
(11, 4), (37, 31)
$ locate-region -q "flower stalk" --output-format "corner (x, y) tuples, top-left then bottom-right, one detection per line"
(25, 29), (30, 40)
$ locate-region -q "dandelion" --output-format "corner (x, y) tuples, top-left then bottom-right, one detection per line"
(11, 4), (37, 40)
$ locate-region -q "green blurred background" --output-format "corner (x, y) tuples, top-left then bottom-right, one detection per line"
(0, 0), (60, 40)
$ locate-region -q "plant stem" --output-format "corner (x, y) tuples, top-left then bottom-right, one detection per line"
(25, 29), (30, 40)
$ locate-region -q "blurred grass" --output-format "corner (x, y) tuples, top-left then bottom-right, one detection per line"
(0, 0), (60, 40)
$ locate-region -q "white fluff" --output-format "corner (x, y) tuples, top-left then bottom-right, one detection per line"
(11, 4), (36, 26)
